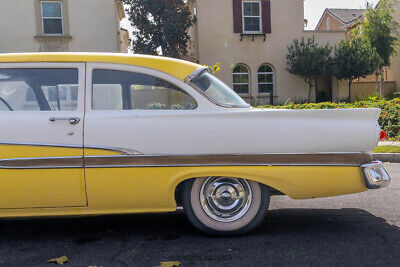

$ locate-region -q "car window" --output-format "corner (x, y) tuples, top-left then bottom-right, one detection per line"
(0, 68), (79, 111)
(92, 69), (198, 110)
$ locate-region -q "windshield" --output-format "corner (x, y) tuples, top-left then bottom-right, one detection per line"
(190, 71), (249, 108)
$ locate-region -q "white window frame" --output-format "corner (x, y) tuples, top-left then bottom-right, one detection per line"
(41, 1), (64, 35)
(242, 1), (262, 34)
(258, 64), (275, 95)
(327, 17), (331, 30)
(85, 63), (215, 112)
(0, 62), (85, 112)
(232, 64), (250, 95)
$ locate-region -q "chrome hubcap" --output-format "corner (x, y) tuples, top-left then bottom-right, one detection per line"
(200, 177), (252, 222)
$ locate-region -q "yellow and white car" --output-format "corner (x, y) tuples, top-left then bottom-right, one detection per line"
(0, 53), (390, 235)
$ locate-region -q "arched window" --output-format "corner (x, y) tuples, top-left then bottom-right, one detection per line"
(258, 64), (274, 94)
(232, 64), (250, 94)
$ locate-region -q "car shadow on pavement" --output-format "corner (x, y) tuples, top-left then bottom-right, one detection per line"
(0, 208), (398, 266)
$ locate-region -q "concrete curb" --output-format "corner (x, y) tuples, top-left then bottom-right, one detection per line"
(372, 153), (400, 163)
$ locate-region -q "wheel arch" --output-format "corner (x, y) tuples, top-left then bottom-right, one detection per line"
(172, 170), (286, 207)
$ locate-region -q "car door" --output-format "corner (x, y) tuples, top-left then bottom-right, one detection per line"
(83, 63), (202, 210)
(0, 63), (87, 209)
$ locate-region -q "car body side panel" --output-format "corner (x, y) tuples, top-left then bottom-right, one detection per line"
(0, 165), (367, 217)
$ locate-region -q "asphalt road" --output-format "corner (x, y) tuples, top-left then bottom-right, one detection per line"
(0, 164), (399, 266)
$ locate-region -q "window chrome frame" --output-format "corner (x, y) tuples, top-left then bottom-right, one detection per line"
(86, 63), (209, 112)
(185, 68), (251, 108)
(0, 62), (85, 113)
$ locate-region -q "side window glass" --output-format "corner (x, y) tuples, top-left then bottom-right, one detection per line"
(0, 68), (79, 111)
(92, 69), (197, 110)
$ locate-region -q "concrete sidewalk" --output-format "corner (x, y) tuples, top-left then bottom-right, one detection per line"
(378, 141), (400, 146)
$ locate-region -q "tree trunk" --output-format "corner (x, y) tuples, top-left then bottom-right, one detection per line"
(380, 68), (385, 96)
(314, 77), (318, 103)
(308, 83), (312, 103)
(348, 80), (352, 103)
(375, 72), (380, 95)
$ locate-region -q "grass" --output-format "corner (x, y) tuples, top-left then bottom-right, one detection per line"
(373, 145), (400, 153)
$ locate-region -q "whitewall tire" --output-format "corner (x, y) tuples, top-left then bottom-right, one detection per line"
(182, 177), (270, 236)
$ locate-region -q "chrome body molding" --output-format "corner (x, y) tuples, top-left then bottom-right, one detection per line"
(0, 153), (372, 169)
(84, 145), (143, 155)
(0, 142), (142, 155)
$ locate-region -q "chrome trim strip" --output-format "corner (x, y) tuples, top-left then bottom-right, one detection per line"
(0, 142), (142, 155)
(184, 68), (251, 109)
(0, 153), (371, 169)
(0, 141), (82, 149)
(84, 145), (142, 155)
(184, 67), (208, 81)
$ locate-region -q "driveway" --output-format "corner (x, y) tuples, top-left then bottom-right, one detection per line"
(0, 164), (399, 266)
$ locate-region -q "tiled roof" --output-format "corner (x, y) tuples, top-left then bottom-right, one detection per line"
(327, 8), (366, 24)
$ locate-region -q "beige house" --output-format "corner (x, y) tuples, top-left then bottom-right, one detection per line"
(0, 0), (129, 53)
(316, 9), (366, 32)
(188, 0), (349, 104)
(316, 6), (399, 97)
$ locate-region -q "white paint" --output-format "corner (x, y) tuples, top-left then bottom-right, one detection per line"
(84, 63), (381, 155)
(0, 63), (85, 148)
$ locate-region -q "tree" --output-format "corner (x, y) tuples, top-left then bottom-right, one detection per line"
(356, 0), (400, 95)
(333, 37), (379, 102)
(286, 37), (332, 102)
(123, 0), (196, 59)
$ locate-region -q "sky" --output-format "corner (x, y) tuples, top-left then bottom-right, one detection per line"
(304, 0), (379, 30)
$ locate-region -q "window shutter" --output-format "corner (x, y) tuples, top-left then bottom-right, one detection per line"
(262, 0), (272, 33)
(233, 0), (243, 33)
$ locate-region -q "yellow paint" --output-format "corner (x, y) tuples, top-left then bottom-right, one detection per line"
(0, 165), (368, 218)
(0, 144), (82, 159)
(0, 144), (125, 159)
(0, 169), (87, 209)
(0, 53), (202, 81)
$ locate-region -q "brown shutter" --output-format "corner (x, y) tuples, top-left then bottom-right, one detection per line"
(233, 0), (243, 33)
(262, 0), (272, 33)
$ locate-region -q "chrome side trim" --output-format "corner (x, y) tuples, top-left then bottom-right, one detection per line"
(84, 145), (143, 155)
(0, 142), (82, 149)
(0, 153), (371, 169)
(0, 142), (142, 155)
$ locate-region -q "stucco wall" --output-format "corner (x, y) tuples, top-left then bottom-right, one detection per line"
(193, 0), (345, 104)
(0, 0), (121, 53)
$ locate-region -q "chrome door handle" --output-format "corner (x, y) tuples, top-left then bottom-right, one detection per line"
(49, 117), (81, 125)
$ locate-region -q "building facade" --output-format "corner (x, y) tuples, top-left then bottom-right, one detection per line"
(315, 9), (366, 32)
(188, 0), (348, 104)
(316, 6), (399, 97)
(0, 0), (129, 53)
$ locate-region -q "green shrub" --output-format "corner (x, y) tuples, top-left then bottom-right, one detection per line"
(257, 97), (400, 140)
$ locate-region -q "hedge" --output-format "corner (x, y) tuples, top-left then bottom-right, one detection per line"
(257, 97), (400, 141)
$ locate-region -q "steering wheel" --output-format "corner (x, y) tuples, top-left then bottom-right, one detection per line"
(0, 96), (13, 111)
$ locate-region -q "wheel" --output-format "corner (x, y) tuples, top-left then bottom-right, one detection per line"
(182, 177), (270, 236)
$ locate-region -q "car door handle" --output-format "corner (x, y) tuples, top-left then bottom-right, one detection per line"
(49, 117), (81, 125)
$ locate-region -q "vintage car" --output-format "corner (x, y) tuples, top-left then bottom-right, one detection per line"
(0, 53), (391, 235)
